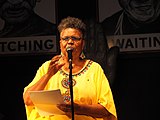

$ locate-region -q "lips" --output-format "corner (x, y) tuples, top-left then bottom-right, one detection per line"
(1, 1), (32, 19)
(134, 5), (152, 11)
(66, 46), (74, 51)
(6, 8), (26, 17)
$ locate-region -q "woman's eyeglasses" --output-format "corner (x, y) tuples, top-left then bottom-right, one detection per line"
(61, 36), (82, 41)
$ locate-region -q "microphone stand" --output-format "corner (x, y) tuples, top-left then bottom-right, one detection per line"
(68, 56), (74, 120)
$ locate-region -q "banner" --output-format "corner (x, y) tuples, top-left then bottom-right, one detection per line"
(0, 36), (57, 55)
(107, 33), (160, 52)
(99, 0), (160, 53)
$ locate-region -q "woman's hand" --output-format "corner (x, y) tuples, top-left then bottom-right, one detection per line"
(57, 103), (72, 113)
(57, 102), (114, 118)
(47, 55), (65, 77)
(56, 103), (72, 118)
(56, 102), (81, 116)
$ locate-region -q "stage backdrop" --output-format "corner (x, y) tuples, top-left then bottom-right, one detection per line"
(98, 0), (160, 53)
(0, 0), (58, 56)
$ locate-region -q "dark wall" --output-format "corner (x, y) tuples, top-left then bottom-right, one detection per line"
(0, 0), (160, 120)
(0, 56), (52, 120)
(57, 0), (97, 22)
(113, 53), (160, 120)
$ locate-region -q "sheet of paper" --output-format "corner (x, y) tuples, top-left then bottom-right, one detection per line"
(29, 89), (65, 116)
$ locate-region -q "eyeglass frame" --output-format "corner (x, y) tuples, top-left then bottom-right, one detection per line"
(60, 36), (82, 41)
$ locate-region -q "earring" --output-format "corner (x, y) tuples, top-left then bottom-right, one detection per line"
(80, 51), (86, 59)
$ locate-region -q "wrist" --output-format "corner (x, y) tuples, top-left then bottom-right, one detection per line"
(44, 73), (52, 80)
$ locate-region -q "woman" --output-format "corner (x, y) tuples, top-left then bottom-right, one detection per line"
(23, 16), (117, 120)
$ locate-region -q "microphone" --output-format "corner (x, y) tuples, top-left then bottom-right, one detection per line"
(66, 47), (74, 61)
(66, 47), (74, 119)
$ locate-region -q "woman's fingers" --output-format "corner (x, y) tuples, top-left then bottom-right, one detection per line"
(50, 55), (62, 65)
(57, 104), (71, 112)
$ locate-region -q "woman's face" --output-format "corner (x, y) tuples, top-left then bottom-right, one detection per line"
(119, 0), (160, 23)
(60, 28), (85, 59)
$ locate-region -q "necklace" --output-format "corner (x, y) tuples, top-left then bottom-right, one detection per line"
(60, 60), (93, 103)
(59, 60), (93, 77)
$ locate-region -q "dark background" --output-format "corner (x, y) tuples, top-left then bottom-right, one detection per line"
(0, 0), (160, 120)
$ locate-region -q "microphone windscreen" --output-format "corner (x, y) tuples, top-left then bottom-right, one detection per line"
(66, 47), (73, 60)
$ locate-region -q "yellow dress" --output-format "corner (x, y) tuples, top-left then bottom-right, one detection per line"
(24, 60), (117, 120)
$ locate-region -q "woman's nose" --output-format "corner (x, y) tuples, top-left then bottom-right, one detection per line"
(68, 38), (74, 43)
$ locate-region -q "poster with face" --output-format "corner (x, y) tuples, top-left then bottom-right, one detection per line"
(99, 0), (160, 53)
(0, 0), (58, 55)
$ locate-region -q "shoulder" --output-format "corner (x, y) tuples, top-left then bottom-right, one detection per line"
(88, 59), (103, 70)
(101, 10), (123, 35)
(31, 13), (57, 35)
(102, 10), (123, 25)
(39, 60), (51, 69)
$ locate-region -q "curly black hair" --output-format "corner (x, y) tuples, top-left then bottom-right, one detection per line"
(58, 16), (86, 39)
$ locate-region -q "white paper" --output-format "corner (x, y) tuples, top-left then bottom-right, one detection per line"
(29, 89), (65, 116)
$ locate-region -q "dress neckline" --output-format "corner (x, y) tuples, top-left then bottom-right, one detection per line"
(59, 60), (93, 77)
